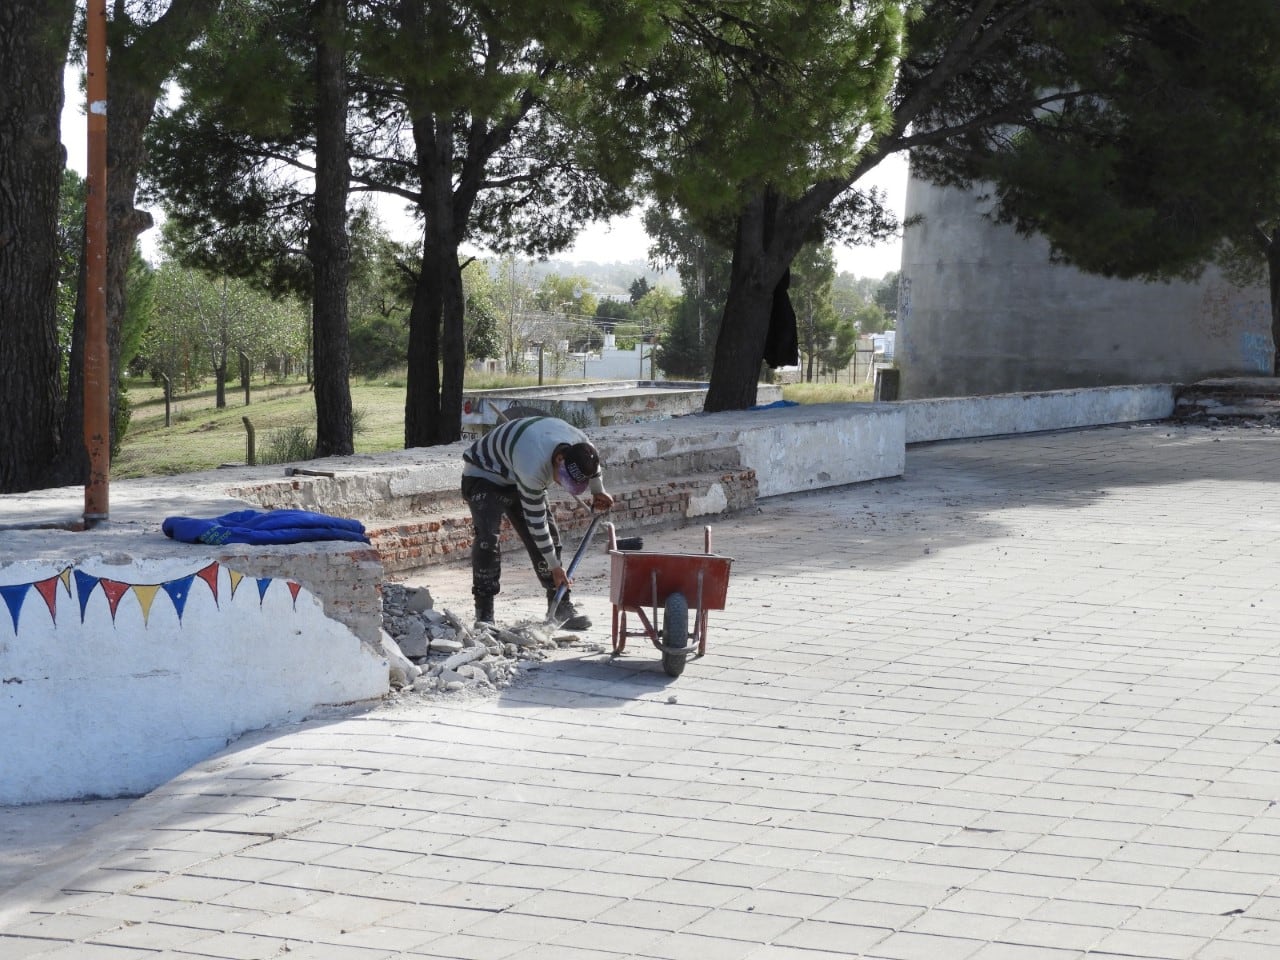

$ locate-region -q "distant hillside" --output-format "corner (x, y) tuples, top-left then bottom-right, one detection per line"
(509, 258), (681, 297)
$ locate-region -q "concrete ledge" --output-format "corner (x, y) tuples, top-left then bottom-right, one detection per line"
(901, 384), (1176, 444)
(592, 403), (904, 499)
(224, 404), (904, 529)
(459, 381), (784, 432)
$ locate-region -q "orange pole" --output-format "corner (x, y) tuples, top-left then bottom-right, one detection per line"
(84, 0), (110, 526)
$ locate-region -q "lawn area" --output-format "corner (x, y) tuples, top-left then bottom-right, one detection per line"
(117, 376), (410, 479)
(114, 374), (877, 479)
(781, 381), (874, 404)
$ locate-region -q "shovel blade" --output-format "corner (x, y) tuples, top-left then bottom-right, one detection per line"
(545, 583), (568, 627)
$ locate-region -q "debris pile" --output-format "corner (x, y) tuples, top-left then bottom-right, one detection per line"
(1172, 382), (1280, 426)
(381, 583), (592, 697)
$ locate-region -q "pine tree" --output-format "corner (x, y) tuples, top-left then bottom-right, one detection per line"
(0, 0), (74, 491)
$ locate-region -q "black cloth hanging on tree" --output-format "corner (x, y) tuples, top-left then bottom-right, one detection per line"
(763, 268), (799, 368)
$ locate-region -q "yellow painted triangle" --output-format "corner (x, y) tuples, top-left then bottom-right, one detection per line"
(133, 584), (161, 626)
(228, 569), (244, 596)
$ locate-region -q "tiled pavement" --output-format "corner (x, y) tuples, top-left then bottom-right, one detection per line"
(4, 420), (1280, 959)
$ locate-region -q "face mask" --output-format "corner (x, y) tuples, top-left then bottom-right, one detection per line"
(556, 461), (589, 496)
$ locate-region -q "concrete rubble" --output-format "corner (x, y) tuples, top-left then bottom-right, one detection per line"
(380, 583), (600, 697)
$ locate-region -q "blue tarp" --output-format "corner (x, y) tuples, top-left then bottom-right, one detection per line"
(162, 509), (369, 546)
(749, 400), (799, 411)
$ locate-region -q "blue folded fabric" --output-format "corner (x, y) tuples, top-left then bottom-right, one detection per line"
(162, 509), (369, 546)
(750, 399), (799, 411)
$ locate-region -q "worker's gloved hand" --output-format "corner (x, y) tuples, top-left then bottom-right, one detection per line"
(592, 492), (614, 512)
(551, 566), (572, 589)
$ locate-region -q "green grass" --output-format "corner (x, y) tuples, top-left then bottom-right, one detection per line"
(116, 376), (409, 478)
(781, 381), (874, 404)
(114, 371), (877, 479)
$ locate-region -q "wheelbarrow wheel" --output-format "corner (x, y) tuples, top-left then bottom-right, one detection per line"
(661, 592), (689, 677)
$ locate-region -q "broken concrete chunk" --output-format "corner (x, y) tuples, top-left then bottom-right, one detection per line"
(404, 586), (434, 613)
(396, 618), (429, 659)
(378, 630), (422, 689)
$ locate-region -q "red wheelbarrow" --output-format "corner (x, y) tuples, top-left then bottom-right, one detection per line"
(606, 522), (734, 677)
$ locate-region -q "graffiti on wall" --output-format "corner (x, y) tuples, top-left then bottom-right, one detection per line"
(0, 561), (301, 633)
(1197, 280), (1272, 372)
(1240, 332), (1273, 374)
(898, 275), (915, 360)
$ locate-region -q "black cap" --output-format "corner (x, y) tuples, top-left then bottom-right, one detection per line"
(562, 442), (600, 485)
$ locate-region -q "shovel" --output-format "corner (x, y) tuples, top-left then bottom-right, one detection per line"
(545, 510), (606, 628)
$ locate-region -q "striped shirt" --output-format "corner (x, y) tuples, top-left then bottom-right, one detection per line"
(462, 417), (606, 569)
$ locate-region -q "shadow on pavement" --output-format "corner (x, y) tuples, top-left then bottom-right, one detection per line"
(496, 648), (680, 711)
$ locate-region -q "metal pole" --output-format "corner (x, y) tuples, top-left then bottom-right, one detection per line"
(83, 0), (110, 527)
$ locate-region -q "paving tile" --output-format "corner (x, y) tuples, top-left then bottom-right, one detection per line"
(6, 944), (153, 959)
(3, 912), (124, 942)
(586, 896), (709, 933)
(966, 942), (1086, 960)
(771, 919), (893, 954)
(864, 929), (985, 960)
(0, 935), (69, 958)
(1090, 927), (1208, 959)
(681, 907), (799, 942)
(996, 918), (1111, 952)
(168, 930), (291, 959)
(504, 945), (619, 960)
(406, 931), (525, 959)
(1116, 907), (1232, 938)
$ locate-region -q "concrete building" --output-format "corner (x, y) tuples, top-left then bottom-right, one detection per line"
(897, 174), (1272, 399)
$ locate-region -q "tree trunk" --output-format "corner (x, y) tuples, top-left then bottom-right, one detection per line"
(704, 173), (854, 411)
(58, 243), (89, 484)
(705, 191), (792, 412)
(1268, 229), (1280, 376)
(404, 230), (467, 447)
(310, 0), (354, 457)
(0, 0), (75, 492)
(215, 360), (227, 409)
(705, 269), (776, 411)
(435, 238), (466, 445)
(53, 0), (223, 483)
(404, 107), (469, 448)
(403, 231), (442, 447)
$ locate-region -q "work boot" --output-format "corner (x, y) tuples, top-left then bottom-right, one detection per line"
(548, 591), (591, 631)
(474, 596), (495, 626)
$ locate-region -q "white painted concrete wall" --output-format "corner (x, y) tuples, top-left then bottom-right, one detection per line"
(0, 553), (388, 805)
(460, 381), (784, 433)
(597, 402), (906, 499)
(901, 384), (1176, 444)
(898, 177), (1272, 399)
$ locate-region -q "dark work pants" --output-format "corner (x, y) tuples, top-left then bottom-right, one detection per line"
(462, 475), (562, 600)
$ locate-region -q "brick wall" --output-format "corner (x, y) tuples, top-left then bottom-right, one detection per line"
(369, 468), (758, 575)
(212, 544), (387, 645)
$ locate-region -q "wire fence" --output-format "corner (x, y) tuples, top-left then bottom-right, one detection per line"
(114, 353), (883, 480)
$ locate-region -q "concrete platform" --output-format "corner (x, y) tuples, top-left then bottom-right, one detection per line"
(5, 418), (1280, 958)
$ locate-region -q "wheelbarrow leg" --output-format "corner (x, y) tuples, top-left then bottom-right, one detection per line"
(611, 604), (625, 655)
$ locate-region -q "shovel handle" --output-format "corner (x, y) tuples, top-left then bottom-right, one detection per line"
(548, 511), (604, 616)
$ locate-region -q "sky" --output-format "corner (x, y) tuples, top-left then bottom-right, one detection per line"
(558, 154), (908, 279)
(62, 68), (907, 280)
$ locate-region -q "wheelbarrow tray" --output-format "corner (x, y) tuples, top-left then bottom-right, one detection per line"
(608, 550), (733, 612)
